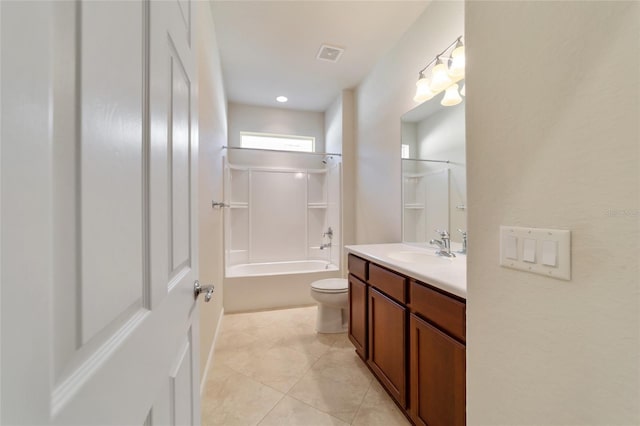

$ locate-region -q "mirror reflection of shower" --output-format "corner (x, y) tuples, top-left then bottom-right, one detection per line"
(222, 147), (342, 279)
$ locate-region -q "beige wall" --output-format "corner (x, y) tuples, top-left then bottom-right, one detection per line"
(196, 1), (227, 382)
(227, 102), (325, 152)
(354, 1), (464, 244)
(341, 90), (356, 272)
(466, 1), (640, 424)
(324, 90), (356, 274)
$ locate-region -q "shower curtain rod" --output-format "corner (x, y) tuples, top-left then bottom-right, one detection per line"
(223, 146), (342, 157)
(403, 158), (450, 164)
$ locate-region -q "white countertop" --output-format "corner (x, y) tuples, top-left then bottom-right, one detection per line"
(344, 243), (467, 299)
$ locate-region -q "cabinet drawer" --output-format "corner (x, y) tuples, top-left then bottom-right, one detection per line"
(368, 263), (407, 303)
(348, 254), (368, 281)
(410, 281), (466, 343)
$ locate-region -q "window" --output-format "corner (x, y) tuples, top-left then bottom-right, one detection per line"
(240, 132), (315, 153)
(401, 144), (410, 159)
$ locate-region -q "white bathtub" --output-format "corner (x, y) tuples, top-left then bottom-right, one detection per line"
(223, 260), (341, 312)
(226, 260), (338, 278)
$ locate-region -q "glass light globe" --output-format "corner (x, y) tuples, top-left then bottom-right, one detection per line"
(413, 75), (435, 102)
(430, 62), (453, 92)
(452, 43), (465, 60)
(441, 84), (462, 106)
(449, 54), (465, 78)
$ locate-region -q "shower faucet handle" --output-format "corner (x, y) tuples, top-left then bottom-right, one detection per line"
(323, 227), (333, 239)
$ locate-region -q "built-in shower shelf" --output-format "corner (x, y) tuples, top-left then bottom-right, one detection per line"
(230, 202), (249, 209)
(308, 203), (328, 209)
(404, 203), (425, 209)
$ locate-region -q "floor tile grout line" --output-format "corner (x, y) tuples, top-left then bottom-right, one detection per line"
(255, 392), (288, 426)
(280, 393), (350, 426)
(284, 392), (348, 423)
(349, 379), (375, 425)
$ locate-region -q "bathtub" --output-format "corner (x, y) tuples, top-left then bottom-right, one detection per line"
(223, 260), (342, 312)
(226, 260), (338, 278)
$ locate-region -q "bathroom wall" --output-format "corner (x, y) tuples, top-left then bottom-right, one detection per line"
(354, 1), (464, 244)
(325, 95), (342, 154)
(400, 121), (418, 160)
(196, 1), (227, 382)
(324, 90), (356, 274)
(227, 102), (325, 152)
(466, 1), (639, 424)
(326, 163), (341, 268)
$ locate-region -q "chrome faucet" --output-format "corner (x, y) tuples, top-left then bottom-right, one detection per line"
(320, 242), (332, 250)
(457, 229), (467, 255)
(429, 229), (456, 258)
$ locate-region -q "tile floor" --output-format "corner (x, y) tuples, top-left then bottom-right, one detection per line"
(201, 306), (410, 426)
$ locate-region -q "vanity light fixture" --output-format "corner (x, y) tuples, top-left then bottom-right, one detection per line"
(413, 36), (465, 106)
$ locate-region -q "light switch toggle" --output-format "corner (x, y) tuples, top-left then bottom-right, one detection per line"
(523, 238), (536, 263)
(542, 240), (557, 266)
(505, 235), (518, 260)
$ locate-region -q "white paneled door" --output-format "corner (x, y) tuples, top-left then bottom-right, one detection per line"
(1, 1), (204, 424)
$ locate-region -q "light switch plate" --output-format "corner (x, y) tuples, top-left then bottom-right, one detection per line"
(500, 226), (571, 280)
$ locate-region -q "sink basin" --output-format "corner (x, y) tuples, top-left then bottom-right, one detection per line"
(387, 250), (452, 264)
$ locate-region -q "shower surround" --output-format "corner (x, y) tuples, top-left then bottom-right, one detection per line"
(223, 149), (342, 312)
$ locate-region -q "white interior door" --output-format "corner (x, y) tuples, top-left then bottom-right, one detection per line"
(1, 1), (203, 424)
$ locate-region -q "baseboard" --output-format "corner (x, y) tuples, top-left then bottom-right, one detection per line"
(200, 307), (224, 396)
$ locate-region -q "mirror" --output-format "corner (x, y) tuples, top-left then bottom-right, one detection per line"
(401, 99), (466, 243)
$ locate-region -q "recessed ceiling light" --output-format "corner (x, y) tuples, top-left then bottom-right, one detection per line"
(276, 96), (288, 103)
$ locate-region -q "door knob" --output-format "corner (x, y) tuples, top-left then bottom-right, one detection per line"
(194, 280), (215, 302)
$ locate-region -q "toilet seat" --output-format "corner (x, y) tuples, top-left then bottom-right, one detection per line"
(311, 278), (348, 294)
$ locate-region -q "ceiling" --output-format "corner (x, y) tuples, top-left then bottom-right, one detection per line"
(209, 1), (430, 112)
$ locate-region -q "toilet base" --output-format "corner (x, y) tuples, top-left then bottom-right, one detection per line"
(316, 304), (348, 334)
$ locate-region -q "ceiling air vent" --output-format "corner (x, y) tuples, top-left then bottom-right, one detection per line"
(316, 44), (344, 63)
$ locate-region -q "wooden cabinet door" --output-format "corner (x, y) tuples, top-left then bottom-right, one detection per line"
(348, 274), (368, 359)
(410, 314), (466, 426)
(368, 288), (407, 407)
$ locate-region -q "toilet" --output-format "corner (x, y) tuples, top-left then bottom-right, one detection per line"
(310, 278), (349, 333)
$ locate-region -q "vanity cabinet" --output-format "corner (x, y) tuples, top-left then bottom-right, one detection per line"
(409, 314), (465, 426)
(347, 253), (466, 425)
(409, 279), (466, 425)
(368, 288), (407, 407)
